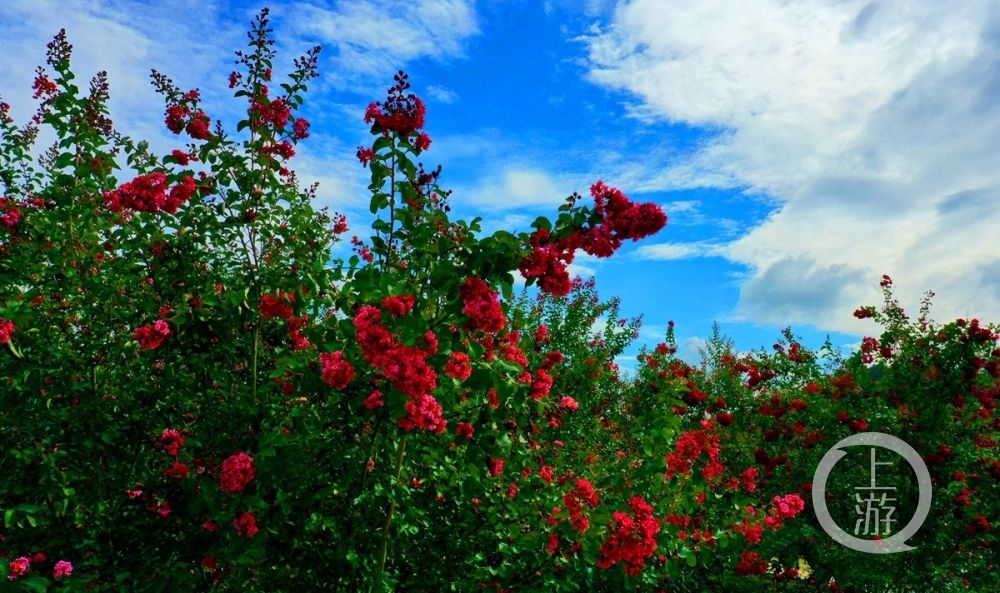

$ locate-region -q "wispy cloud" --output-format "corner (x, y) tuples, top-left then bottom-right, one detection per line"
(585, 0), (1000, 332)
(285, 0), (478, 89)
(426, 84), (458, 104)
(635, 241), (724, 261)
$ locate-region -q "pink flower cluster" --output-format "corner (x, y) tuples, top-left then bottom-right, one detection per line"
(259, 291), (295, 319)
(104, 173), (197, 215)
(460, 277), (505, 333)
(165, 95), (212, 140)
(320, 351), (355, 390)
(444, 352), (472, 381)
(363, 72), (426, 137)
(354, 304), (443, 432)
(596, 496), (661, 576)
(6, 555), (72, 581)
(764, 493), (805, 530)
(232, 511), (258, 538)
(160, 428), (184, 456)
(663, 428), (721, 480)
(563, 478), (600, 533)
(0, 316), (14, 344)
(219, 452), (255, 494)
(519, 181), (666, 296)
(134, 319), (171, 350)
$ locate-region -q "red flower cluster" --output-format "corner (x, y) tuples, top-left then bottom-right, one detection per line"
(363, 71), (426, 137)
(1, 196), (21, 231)
(519, 182), (666, 296)
(0, 316), (14, 344)
(7, 556), (30, 580)
(219, 452), (255, 494)
(455, 421), (475, 439)
(460, 277), (505, 333)
(165, 102), (212, 140)
(159, 428), (184, 457)
(663, 429), (721, 480)
(286, 314), (311, 350)
(232, 512), (258, 538)
(134, 320), (171, 350)
(252, 96), (291, 131)
(734, 519), (764, 545)
(487, 457), (505, 477)
(164, 462), (189, 479)
(381, 294), (416, 316)
(563, 478), (600, 533)
(764, 493), (805, 530)
(354, 305), (443, 432)
(582, 181), (667, 257)
(259, 291), (295, 319)
(529, 369), (554, 400)
(736, 550), (768, 576)
(363, 390), (384, 410)
(103, 173), (197, 215)
(444, 352), (473, 381)
(596, 496), (661, 576)
(400, 393), (446, 433)
(320, 351), (355, 390)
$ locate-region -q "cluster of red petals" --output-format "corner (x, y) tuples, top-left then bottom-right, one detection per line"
(736, 550), (769, 576)
(354, 305), (443, 432)
(563, 478), (600, 533)
(364, 74), (426, 137)
(381, 294), (416, 316)
(529, 369), (554, 400)
(444, 351), (473, 381)
(460, 277), (505, 333)
(219, 452), (255, 494)
(164, 462), (189, 480)
(0, 316), (14, 345)
(320, 351), (355, 390)
(232, 512), (258, 538)
(259, 291), (295, 319)
(134, 320), (171, 350)
(165, 103), (211, 140)
(734, 519), (764, 545)
(363, 390), (384, 410)
(518, 228), (576, 297)
(487, 457), (505, 477)
(596, 496), (661, 576)
(159, 428), (185, 457)
(764, 493), (806, 530)
(519, 182), (666, 296)
(400, 393), (446, 433)
(286, 314), (311, 350)
(455, 421), (475, 439)
(1, 196), (21, 230)
(104, 173), (197, 215)
(252, 96), (291, 131)
(32, 74), (58, 99)
(663, 428), (721, 480)
(7, 556), (30, 580)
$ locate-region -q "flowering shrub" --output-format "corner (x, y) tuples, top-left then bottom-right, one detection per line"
(0, 9), (996, 593)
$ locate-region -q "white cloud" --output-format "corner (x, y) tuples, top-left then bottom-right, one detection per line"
(460, 167), (587, 210)
(678, 336), (708, 366)
(426, 84), (458, 104)
(635, 240), (723, 261)
(286, 0), (477, 87)
(585, 0), (1000, 332)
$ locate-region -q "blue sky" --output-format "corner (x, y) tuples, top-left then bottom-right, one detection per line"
(3, 1), (1000, 370)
